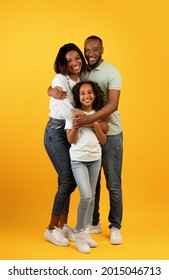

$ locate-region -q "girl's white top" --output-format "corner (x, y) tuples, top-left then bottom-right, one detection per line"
(65, 110), (101, 162)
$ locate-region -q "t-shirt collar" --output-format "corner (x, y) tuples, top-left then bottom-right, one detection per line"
(88, 60), (105, 71)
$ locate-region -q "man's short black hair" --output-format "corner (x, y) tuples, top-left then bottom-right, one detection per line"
(85, 35), (103, 45)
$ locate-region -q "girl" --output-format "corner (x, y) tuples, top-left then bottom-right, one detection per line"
(65, 81), (107, 253)
(44, 43), (87, 246)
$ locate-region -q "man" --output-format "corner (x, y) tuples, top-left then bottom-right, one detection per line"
(48, 36), (123, 245)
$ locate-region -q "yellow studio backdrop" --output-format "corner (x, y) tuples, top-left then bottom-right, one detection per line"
(0, 0), (169, 260)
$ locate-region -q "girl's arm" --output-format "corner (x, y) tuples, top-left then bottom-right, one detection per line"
(92, 121), (107, 145)
(66, 128), (79, 144)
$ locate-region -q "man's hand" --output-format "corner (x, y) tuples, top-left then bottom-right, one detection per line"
(73, 114), (89, 128)
(48, 86), (67, 100)
(98, 121), (109, 134)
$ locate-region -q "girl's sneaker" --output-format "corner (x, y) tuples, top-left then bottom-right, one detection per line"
(85, 227), (97, 247)
(75, 230), (91, 254)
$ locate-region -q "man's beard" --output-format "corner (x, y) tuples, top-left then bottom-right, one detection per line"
(87, 56), (102, 69)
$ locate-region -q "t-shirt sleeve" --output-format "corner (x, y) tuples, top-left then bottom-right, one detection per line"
(108, 68), (122, 90)
(51, 75), (67, 91)
(64, 119), (73, 130)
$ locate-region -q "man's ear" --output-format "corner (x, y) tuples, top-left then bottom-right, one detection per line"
(101, 47), (104, 55)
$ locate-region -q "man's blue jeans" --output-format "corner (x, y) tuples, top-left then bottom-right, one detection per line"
(44, 118), (76, 216)
(92, 132), (123, 229)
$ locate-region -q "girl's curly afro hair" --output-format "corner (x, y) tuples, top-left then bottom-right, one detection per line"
(72, 80), (106, 111)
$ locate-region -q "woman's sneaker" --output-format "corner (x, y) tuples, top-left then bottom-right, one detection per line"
(44, 227), (69, 246)
(110, 227), (123, 245)
(75, 230), (91, 254)
(62, 224), (76, 241)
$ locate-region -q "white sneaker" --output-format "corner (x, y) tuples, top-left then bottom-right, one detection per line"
(75, 230), (91, 254)
(85, 227), (97, 247)
(88, 223), (102, 234)
(62, 224), (75, 241)
(44, 227), (69, 246)
(110, 227), (123, 245)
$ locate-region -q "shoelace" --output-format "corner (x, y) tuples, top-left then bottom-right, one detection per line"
(54, 227), (67, 237)
(112, 227), (119, 235)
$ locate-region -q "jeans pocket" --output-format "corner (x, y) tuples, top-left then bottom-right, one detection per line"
(50, 124), (63, 129)
(49, 119), (65, 130)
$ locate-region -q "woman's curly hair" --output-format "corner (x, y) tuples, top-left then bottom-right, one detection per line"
(72, 81), (106, 111)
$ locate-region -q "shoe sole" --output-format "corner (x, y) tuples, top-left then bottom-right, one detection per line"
(110, 239), (123, 245)
(68, 237), (75, 242)
(88, 243), (97, 248)
(75, 246), (91, 254)
(89, 230), (102, 234)
(44, 232), (69, 246)
(77, 249), (91, 254)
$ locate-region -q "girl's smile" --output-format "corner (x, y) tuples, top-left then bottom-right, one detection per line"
(79, 83), (96, 111)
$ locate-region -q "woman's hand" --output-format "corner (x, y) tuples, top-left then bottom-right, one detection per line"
(48, 86), (67, 100)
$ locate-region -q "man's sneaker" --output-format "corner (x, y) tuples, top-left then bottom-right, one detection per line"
(110, 227), (123, 245)
(75, 230), (91, 254)
(62, 224), (75, 241)
(44, 227), (69, 246)
(88, 223), (102, 234)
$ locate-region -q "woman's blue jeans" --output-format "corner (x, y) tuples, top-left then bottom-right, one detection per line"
(92, 133), (123, 229)
(44, 118), (76, 216)
(71, 159), (101, 231)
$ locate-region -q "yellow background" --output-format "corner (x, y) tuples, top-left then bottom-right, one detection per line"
(0, 0), (169, 260)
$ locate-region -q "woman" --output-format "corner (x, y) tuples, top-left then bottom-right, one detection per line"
(44, 43), (87, 246)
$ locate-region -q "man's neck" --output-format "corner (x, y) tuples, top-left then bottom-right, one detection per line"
(89, 59), (103, 70)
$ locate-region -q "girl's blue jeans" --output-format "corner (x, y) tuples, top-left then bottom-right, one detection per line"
(71, 159), (101, 230)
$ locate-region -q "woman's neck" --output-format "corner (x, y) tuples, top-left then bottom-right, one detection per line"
(68, 74), (79, 82)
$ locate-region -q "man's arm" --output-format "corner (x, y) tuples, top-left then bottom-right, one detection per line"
(73, 89), (120, 128)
